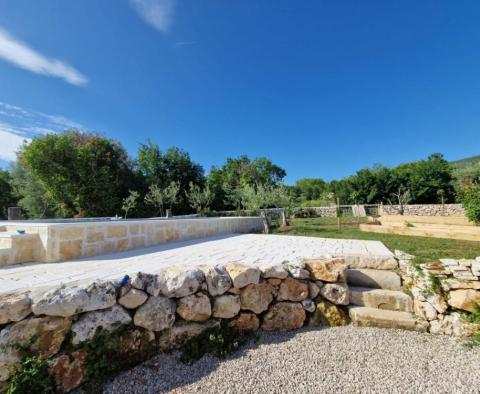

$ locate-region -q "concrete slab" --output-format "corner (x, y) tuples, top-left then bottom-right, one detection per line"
(0, 233), (394, 295)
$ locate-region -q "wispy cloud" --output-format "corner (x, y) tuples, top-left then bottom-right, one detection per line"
(0, 101), (83, 162)
(0, 27), (87, 86)
(130, 0), (176, 32)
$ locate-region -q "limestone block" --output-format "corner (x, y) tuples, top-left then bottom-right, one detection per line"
(118, 288), (148, 309)
(301, 298), (316, 312)
(59, 227), (84, 241)
(177, 293), (212, 322)
(107, 224), (128, 238)
(304, 258), (346, 282)
(200, 265), (232, 296)
(213, 294), (241, 319)
(32, 281), (117, 317)
(319, 283), (349, 305)
(240, 282), (274, 314)
(230, 313), (260, 332)
(129, 224), (140, 235)
(158, 320), (219, 351)
(282, 261), (310, 279)
(308, 282), (321, 299)
(131, 236), (145, 249)
(0, 316), (71, 382)
(346, 269), (402, 290)
(349, 287), (413, 312)
(59, 240), (83, 260)
(0, 291), (31, 325)
(224, 263), (260, 288)
(426, 293), (448, 314)
(116, 238), (130, 251)
(71, 305), (132, 345)
(50, 351), (88, 393)
(261, 302), (306, 331)
(277, 277), (309, 302)
(134, 296), (176, 331)
(86, 226), (104, 243)
(414, 300), (437, 321)
(448, 289), (480, 312)
(259, 264), (289, 279)
(444, 279), (480, 290)
(157, 267), (204, 298)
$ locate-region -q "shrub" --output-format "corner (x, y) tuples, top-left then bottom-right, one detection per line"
(7, 355), (54, 394)
(459, 184), (480, 224)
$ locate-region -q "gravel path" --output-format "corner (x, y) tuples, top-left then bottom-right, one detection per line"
(103, 326), (480, 394)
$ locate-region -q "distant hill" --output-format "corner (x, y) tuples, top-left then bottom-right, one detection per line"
(451, 155), (480, 169)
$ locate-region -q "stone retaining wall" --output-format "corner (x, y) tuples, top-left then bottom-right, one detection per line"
(0, 258), (350, 392)
(381, 204), (465, 216)
(397, 251), (480, 336)
(2, 217), (263, 265)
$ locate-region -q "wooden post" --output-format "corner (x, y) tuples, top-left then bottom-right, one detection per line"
(260, 211), (270, 234)
(337, 198), (341, 230)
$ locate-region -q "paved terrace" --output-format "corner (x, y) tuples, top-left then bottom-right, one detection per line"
(0, 234), (393, 295)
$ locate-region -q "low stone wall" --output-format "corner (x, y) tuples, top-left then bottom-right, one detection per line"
(397, 251), (480, 336)
(381, 204), (465, 217)
(291, 207), (337, 218)
(1, 217), (263, 265)
(0, 259), (350, 392)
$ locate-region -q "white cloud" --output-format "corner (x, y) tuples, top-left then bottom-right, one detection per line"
(0, 124), (30, 161)
(0, 101), (83, 162)
(0, 27), (87, 86)
(130, 0), (176, 32)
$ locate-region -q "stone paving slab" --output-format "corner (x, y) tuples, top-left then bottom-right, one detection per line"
(0, 234), (393, 295)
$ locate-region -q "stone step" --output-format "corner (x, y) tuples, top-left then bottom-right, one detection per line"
(0, 234), (13, 249)
(348, 306), (423, 331)
(349, 287), (413, 312)
(346, 269), (402, 290)
(343, 254), (398, 270)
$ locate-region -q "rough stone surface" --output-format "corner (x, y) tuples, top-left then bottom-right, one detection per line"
(32, 281), (116, 317)
(282, 261), (310, 279)
(240, 283), (274, 314)
(310, 300), (348, 327)
(301, 299), (315, 312)
(277, 277), (309, 301)
(447, 289), (480, 312)
(230, 313), (260, 332)
(259, 264), (288, 279)
(71, 305), (132, 345)
(158, 321), (219, 351)
(344, 254), (398, 270)
(346, 269), (402, 290)
(304, 258), (346, 282)
(200, 265), (232, 296)
(261, 302), (306, 331)
(118, 288), (148, 309)
(0, 291), (31, 325)
(349, 306), (423, 332)
(176, 293), (212, 322)
(213, 295), (241, 319)
(429, 312), (478, 337)
(308, 282), (321, 299)
(414, 300), (438, 321)
(224, 264), (260, 288)
(134, 296), (176, 331)
(426, 293), (448, 314)
(50, 350), (88, 392)
(0, 316), (71, 382)
(320, 283), (350, 305)
(157, 268), (204, 298)
(349, 287), (413, 312)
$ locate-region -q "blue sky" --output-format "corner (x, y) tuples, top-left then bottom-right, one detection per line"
(0, 0), (479, 184)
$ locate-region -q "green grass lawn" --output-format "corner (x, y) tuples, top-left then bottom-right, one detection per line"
(272, 217), (480, 263)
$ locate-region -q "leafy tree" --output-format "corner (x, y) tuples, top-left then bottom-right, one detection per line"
(186, 182), (215, 214)
(136, 142), (204, 212)
(144, 182), (180, 216)
(9, 164), (64, 218)
(294, 178), (327, 201)
(20, 131), (136, 217)
(459, 184), (480, 224)
(0, 169), (17, 219)
(122, 190), (140, 218)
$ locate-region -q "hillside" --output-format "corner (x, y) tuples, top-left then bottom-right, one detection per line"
(451, 155), (480, 169)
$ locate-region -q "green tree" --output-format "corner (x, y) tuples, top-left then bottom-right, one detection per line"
(144, 182), (180, 216)
(294, 178), (327, 201)
(122, 190), (140, 219)
(20, 131), (136, 217)
(459, 184), (480, 224)
(186, 182), (215, 214)
(0, 169), (17, 219)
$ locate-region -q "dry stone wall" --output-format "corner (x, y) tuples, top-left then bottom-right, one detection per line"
(0, 258), (350, 393)
(397, 251), (480, 336)
(381, 204), (465, 216)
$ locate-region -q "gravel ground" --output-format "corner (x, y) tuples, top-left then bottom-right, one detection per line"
(103, 326), (480, 394)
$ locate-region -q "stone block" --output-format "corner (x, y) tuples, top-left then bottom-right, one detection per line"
(304, 258), (346, 282)
(261, 302), (306, 331)
(107, 224), (128, 238)
(59, 240), (83, 260)
(59, 227), (85, 241)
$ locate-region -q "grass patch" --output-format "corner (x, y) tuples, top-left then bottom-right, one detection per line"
(6, 355), (54, 394)
(273, 217), (480, 262)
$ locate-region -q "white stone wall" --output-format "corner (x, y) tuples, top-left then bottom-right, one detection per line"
(381, 204), (465, 216)
(3, 217), (263, 264)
